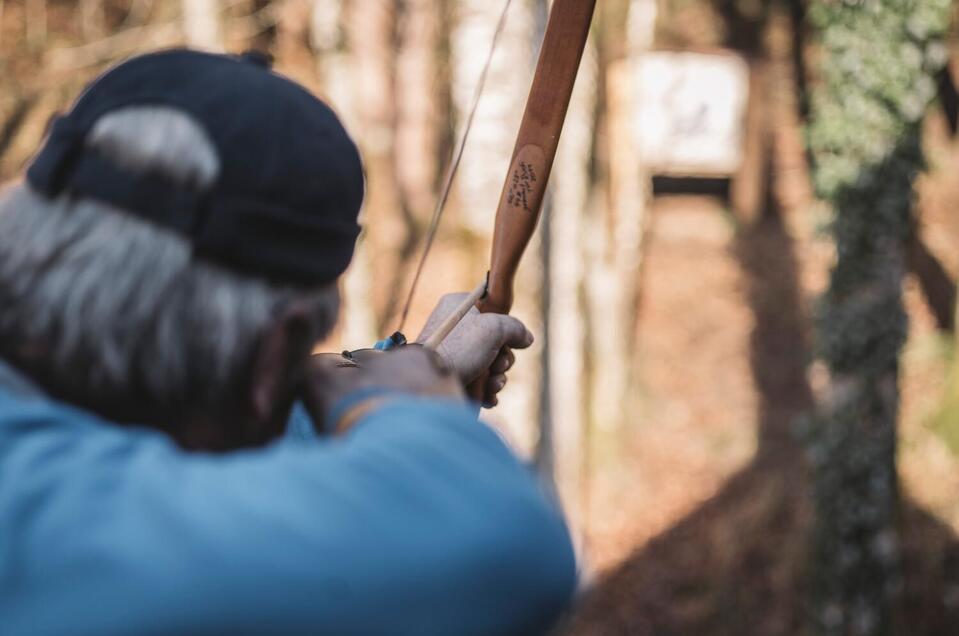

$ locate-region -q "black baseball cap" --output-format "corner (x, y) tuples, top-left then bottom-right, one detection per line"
(27, 49), (364, 287)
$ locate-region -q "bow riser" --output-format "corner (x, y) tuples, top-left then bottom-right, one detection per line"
(478, 0), (597, 316)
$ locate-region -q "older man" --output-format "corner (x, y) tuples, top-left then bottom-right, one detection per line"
(0, 50), (576, 636)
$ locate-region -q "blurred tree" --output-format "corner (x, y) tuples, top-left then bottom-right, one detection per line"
(585, 0), (650, 452)
(805, 1), (951, 634)
(378, 0), (434, 331)
(25, 0), (46, 50)
(249, 0), (276, 53)
(80, 0), (105, 41)
(274, 1), (322, 88)
(536, 0), (653, 536)
(344, 0), (426, 334)
(310, 0), (377, 347)
(346, 0), (399, 334)
(540, 0), (593, 531)
(452, 0), (541, 451)
(182, 0), (222, 50)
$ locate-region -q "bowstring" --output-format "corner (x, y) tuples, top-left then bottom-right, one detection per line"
(395, 0), (514, 335)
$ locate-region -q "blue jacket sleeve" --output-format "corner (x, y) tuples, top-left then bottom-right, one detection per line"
(0, 395), (577, 636)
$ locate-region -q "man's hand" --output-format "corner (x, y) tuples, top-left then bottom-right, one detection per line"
(302, 347), (465, 432)
(416, 292), (534, 407)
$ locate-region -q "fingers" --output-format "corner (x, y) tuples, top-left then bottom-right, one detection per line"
(490, 348), (515, 374)
(484, 314), (534, 350)
(475, 317), (528, 409)
(481, 372), (508, 409)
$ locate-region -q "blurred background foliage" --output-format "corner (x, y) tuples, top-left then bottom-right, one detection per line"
(4, 1), (959, 634)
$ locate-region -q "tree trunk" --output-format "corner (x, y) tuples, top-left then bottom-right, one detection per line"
(542, 39), (592, 531)
(805, 2), (951, 634)
(908, 233), (956, 332)
(25, 0), (46, 50)
(274, 1), (316, 79)
(377, 0), (437, 332)
(452, 0), (539, 451)
(182, 0), (222, 51)
(80, 0), (105, 41)
(249, 0), (277, 54)
(311, 0), (377, 347)
(585, 0), (651, 439)
(346, 0), (401, 337)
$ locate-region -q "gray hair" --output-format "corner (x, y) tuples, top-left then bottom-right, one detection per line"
(0, 106), (338, 418)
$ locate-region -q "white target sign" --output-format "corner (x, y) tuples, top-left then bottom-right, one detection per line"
(636, 51), (750, 177)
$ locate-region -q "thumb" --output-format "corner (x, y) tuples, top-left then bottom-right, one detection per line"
(483, 314), (534, 350)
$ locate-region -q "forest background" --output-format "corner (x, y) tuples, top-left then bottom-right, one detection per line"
(3, 0), (959, 634)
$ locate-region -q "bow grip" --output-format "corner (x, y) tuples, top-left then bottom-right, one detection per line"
(469, 145), (547, 404)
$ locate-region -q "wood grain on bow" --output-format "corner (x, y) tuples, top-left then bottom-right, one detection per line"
(468, 0), (597, 402)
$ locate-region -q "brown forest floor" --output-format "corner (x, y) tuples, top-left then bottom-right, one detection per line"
(563, 7), (959, 635)
(565, 195), (959, 635)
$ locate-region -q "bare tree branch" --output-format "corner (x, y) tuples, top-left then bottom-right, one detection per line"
(119, 0), (156, 30)
(45, 20), (185, 72)
(0, 0), (6, 48)
(182, 0), (223, 51)
(25, 0), (46, 50)
(80, 0), (105, 41)
(43, 0), (272, 74)
(0, 96), (37, 167)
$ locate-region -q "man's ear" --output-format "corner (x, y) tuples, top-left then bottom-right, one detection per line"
(249, 303), (317, 424)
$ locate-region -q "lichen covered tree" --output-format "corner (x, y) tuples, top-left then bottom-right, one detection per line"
(805, 1), (951, 634)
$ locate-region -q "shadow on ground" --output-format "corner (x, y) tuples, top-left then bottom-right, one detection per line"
(563, 208), (959, 635)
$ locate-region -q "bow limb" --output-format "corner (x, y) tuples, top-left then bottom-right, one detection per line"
(469, 0), (597, 403)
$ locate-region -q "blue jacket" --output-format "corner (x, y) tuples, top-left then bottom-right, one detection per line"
(0, 384), (577, 635)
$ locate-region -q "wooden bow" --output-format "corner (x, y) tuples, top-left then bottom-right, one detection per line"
(466, 0), (597, 401)
(478, 0), (596, 317)
(409, 0), (596, 404)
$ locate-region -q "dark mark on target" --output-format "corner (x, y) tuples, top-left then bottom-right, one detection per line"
(506, 160), (538, 212)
